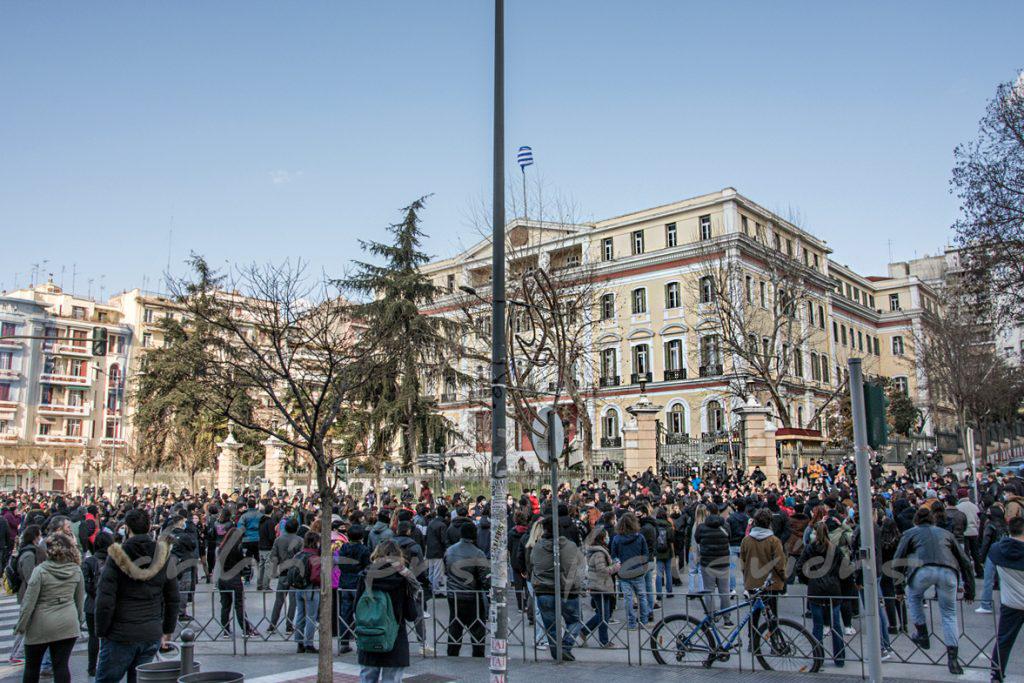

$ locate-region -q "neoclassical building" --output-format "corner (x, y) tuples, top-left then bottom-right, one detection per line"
(419, 188), (943, 469)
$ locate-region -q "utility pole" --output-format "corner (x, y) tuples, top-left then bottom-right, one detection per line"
(487, 1), (509, 681)
(848, 358), (884, 683)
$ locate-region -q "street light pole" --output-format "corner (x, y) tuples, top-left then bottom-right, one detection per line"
(488, 1), (510, 682)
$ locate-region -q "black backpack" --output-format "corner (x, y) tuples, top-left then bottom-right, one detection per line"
(286, 550), (313, 589)
(4, 546), (33, 595)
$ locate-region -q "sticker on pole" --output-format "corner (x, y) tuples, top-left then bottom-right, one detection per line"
(530, 405), (564, 465)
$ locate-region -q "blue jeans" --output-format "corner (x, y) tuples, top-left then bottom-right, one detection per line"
(620, 576), (652, 628)
(360, 666), (403, 683)
(728, 545), (740, 592)
(810, 601), (845, 667)
(981, 556), (996, 611)
(536, 595), (580, 659)
(906, 565), (959, 647)
(859, 579), (891, 650)
(644, 566), (656, 611)
(687, 550), (704, 592)
(583, 593), (613, 645)
(656, 558), (674, 598)
(294, 588), (320, 647)
(95, 639), (161, 683)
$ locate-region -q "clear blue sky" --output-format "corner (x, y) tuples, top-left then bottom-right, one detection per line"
(2, 1), (1022, 296)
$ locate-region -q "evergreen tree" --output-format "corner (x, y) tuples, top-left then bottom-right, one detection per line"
(343, 197), (467, 467)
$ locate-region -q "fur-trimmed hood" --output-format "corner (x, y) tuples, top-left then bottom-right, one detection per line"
(107, 536), (172, 582)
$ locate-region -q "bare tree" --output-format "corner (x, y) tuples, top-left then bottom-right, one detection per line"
(169, 256), (378, 683)
(694, 223), (849, 429)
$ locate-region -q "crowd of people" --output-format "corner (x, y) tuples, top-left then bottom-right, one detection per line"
(2, 455), (1023, 682)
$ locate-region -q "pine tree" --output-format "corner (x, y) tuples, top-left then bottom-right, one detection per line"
(343, 197), (467, 468)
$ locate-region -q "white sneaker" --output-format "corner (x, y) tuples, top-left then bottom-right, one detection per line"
(975, 606), (993, 614)
(421, 645), (435, 656)
(844, 626), (856, 636)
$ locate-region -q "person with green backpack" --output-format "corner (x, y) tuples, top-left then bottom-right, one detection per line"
(354, 539), (419, 683)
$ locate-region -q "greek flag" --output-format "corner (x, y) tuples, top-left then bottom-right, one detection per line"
(517, 146), (534, 171)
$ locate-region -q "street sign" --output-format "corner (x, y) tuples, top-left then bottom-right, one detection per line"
(530, 406), (563, 464)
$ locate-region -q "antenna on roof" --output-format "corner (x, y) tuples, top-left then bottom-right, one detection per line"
(100, 274), (106, 302)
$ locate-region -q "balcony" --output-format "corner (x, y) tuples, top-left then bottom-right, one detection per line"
(37, 403), (91, 417)
(0, 432), (18, 443)
(35, 434), (87, 447)
(54, 343), (91, 357)
(664, 369), (687, 381)
(699, 364), (724, 377)
(598, 375), (620, 388)
(0, 401), (18, 414)
(439, 393), (457, 404)
(0, 368), (19, 381)
(39, 373), (91, 387)
(0, 338), (22, 348)
(630, 372), (652, 385)
(468, 386), (490, 401)
(600, 436), (623, 448)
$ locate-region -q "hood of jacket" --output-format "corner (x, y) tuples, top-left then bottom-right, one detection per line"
(990, 537), (1024, 570)
(37, 559), (81, 582)
(749, 527), (774, 541)
(705, 515), (726, 529)
(108, 536), (172, 581)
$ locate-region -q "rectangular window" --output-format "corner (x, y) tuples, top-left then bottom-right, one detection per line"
(818, 305), (825, 329)
(664, 339), (682, 371)
(0, 383), (10, 401)
(72, 306), (86, 320)
(142, 332), (152, 348)
(601, 348), (617, 378)
(665, 282), (681, 309)
(0, 352), (11, 370)
(699, 277), (715, 304)
(745, 276), (753, 304)
(0, 322), (15, 339)
(600, 293), (614, 320)
(632, 344), (650, 375)
(889, 293), (900, 311)
(631, 230), (645, 255)
(65, 418), (82, 437)
(446, 274), (455, 293)
(741, 216), (749, 235)
(37, 423), (50, 436)
(806, 301), (814, 326)
(700, 335), (721, 367)
(822, 363), (830, 385)
(786, 239), (793, 257)
(793, 349), (803, 377)
(602, 237), (614, 261)
(874, 337), (880, 355)
(833, 320), (839, 342)
(810, 352), (820, 381)
(759, 281), (766, 308)
(894, 377), (909, 395)
(773, 233), (782, 251)
(892, 336), (904, 355)
(813, 253), (819, 270)
(841, 325), (847, 346)
(665, 223), (677, 247)
(699, 215), (712, 241)
(631, 288), (647, 314)
(857, 330), (863, 352)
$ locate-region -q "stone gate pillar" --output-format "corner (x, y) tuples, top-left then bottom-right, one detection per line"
(736, 396), (779, 485)
(262, 435), (287, 488)
(216, 427), (242, 493)
(625, 393), (662, 475)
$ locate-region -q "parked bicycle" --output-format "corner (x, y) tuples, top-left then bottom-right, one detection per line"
(650, 580), (824, 672)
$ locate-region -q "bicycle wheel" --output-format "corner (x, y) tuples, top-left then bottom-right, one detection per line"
(650, 614), (716, 667)
(752, 617), (823, 673)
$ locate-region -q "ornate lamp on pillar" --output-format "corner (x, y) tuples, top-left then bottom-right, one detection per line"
(625, 379), (662, 475)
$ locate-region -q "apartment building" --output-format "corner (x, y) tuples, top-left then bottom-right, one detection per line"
(0, 280), (133, 490)
(420, 188), (942, 468)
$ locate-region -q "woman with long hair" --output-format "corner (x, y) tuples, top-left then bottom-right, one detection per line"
(688, 504), (708, 592)
(796, 521), (846, 668)
(356, 540), (419, 683)
(610, 512), (651, 630)
(14, 532), (85, 683)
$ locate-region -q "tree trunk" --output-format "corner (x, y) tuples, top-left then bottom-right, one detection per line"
(316, 462), (335, 683)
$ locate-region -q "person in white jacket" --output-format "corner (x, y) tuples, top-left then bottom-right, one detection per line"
(955, 490), (982, 577)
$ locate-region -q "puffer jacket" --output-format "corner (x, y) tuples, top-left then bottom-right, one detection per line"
(14, 560), (84, 646)
(893, 522), (975, 598)
(694, 515), (731, 568)
(795, 541), (847, 602)
(95, 535), (180, 643)
(585, 544), (615, 593)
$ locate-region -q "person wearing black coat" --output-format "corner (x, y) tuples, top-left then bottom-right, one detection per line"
(445, 510), (474, 547)
(795, 522), (848, 668)
(508, 512), (531, 616)
(215, 527), (257, 638)
(355, 542), (420, 679)
(337, 525), (372, 654)
(424, 508), (449, 594)
(81, 533), (111, 677)
(693, 509), (732, 616)
(94, 509), (180, 683)
(257, 508), (278, 590)
(167, 513), (198, 623)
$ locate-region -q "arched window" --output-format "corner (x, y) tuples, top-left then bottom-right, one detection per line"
(706, 400), (724, 433)
(598, 411), (614, 438)
(699, 276), (715, 304)
(668, 404), (687, 436)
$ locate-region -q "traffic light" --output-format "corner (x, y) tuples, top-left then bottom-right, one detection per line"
(92, 327), (108, 357)
(863, 380), (889, 449)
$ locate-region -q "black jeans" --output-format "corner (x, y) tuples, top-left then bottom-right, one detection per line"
(965, 535), (983, 576)
(218, 578), (250, 632)
(447, 593), (486, 657)
(24, 637), (76, 683)
(270, 577), (296, 631)
(241, 541), (259, 582)
(991, 605), (1024, 682)
(86, 611), (99, 674)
